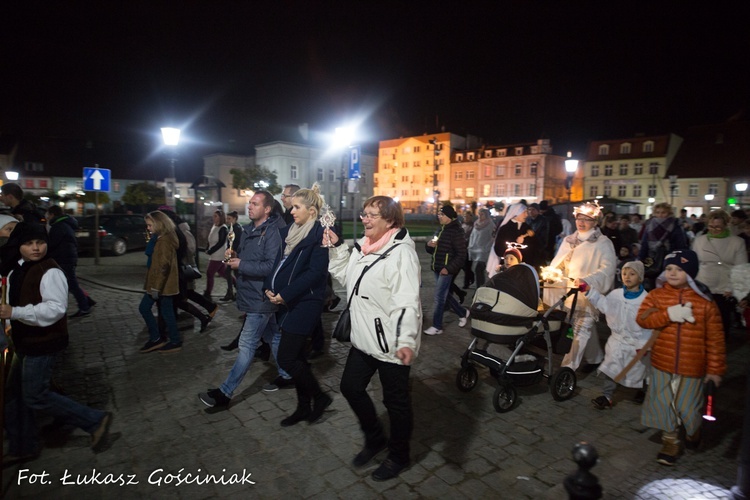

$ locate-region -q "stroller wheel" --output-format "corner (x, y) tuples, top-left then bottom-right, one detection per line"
(456, 365), (479, 392)
(493, 380), (517, 413)
(550, 367), (577, 401)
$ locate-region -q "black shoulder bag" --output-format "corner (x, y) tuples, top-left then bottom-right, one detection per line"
(332, 243), (399, 343)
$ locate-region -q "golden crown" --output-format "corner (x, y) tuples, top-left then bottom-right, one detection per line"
(573, 200), (602, 219)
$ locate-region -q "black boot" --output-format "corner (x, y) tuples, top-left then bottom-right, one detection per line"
(220, 290), (235, 302)
(281, 404), (311, 427)
(220, 334), (240, 351)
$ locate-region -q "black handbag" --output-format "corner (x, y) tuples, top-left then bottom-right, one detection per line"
(181, 264), (202, 281)
(332, 243), (399, 343)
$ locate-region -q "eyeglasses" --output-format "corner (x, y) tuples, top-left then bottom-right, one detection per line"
(707, 225), (724, 230)
(359, 212), (382, 220)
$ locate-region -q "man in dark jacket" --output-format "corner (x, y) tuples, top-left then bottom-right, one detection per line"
(280, 184), (300, 226)
(540, 200), (562, 262)
(0, 183), (44, 225)
(424, 205), (469, 335)
(46, 205), (95, 317)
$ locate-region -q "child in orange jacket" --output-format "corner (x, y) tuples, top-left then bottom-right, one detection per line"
(636, 249), (726, 466)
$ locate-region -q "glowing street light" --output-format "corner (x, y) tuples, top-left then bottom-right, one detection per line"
(735, 181), (748, 210)
(333, 126), (354, 226)
(5, 170), (19, 181)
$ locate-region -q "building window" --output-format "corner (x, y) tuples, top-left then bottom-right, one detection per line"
(590, 185), (599, 197)
(708, 183), (718, 195)
(454, 171), (463, 180)
(413, 161), (420, 167)
(598, 144), (610, 155)
(620, 143), (631, 154)
(456, 154), (463, 161)
(530, 163), (537, 175)
(38, 179), (48, 188)
(591, 165), (599, 177)
(290, 165), (298, 179)
(515, 147), (523, 156)
(634, 163), (643, 175)
(59, 180), (68, 190)
(514, 164), (522, 176)
(466, 170), (475, 180)
(604, 185), (612, 197)
(403, 162), (408, 169)
(413, 146), (420, 153)
(485, 150), (492, 158)
(484, 165), (491, 177)
(466, 187), (475, 198)
(25, 179), (34, 189)
(643, 141), (654, 153)
(76, 180), (83, 190)
(618, 185), (627, 197)
(513, 184), (521, 196)
(317, 168), (324, 181)
(619, 164), (628, 175)
(528, 184), (536, 197)
(604, 164), (613, 176)
(495, 166), (505, 177)
(467, 153), (475, 161)
(498, 149), (507, 157)
(689, 184), (698, 196)
(633, 185), (642, 197)
(495, 184), (505, 196)
(455, 188), (463, 197)
(329, 170), (335, 182)
(483, 184), (491, 196)
(672, 184), (679, 196)
(113, 181), (120, 193)
(648, 184), (657, 197)
(648, 162), (659, 175)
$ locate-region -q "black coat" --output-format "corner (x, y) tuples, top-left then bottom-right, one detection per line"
(47, 215), (79, 269)
(426, 219), (467, 275)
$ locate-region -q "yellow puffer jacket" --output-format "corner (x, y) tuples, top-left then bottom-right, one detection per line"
(636, 283), (726, 378)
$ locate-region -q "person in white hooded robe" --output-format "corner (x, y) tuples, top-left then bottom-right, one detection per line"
(544, 201), (616, 371)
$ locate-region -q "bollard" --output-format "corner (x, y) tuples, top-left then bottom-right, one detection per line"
(564, 442), (603, 500)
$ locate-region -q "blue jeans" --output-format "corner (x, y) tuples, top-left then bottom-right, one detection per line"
(432, 272), (467, 329)
(5, 352), (106, 456)
(220, 312), (285, 397)
(139, 294), (180, 345)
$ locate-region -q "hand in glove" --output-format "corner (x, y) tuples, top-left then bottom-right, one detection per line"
(150, 289), (160, 301)
(667, 302), (694, 323)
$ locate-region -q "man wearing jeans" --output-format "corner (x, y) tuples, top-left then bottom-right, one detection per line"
(198, 191), (289, 409)
(424, 205), (469, 335)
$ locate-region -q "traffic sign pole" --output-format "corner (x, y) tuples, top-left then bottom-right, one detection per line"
(94, 191), (100, 265)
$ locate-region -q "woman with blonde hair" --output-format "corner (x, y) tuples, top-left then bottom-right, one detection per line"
(139, 211), (182, 353)
(265, 184), (331, 426)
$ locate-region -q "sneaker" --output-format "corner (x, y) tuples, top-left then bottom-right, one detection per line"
(458, 310), (470, 328)
(656, 431), (681, 466)
(158, 342), (182, 353)
(262, 376), (294, 392)
(371, 458), (410, 481)
(91, 412), (113, 452)
(423, 326), (443, 336)
(308, 393), (333, 424)
(199, 388), (230, 408)
(69, 309), (91, 318)
(140, 339), (167, 353)
(352, 439), (388, 468)
(591, 395), (612, 410)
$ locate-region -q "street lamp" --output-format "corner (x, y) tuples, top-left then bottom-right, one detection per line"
(564, 153), (578, 222)
(669, 175), (678, 208)
(333, 127), (353, 226)
(5, 170), (19, 181)
(736, 181), (748, 210)
(161, 127), (181, 180)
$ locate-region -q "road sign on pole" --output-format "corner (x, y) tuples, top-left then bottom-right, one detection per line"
(83, 167), (111, 192)
(348, 145), (361, 179)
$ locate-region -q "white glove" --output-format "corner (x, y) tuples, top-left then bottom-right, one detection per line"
(667, 302), (694, 323)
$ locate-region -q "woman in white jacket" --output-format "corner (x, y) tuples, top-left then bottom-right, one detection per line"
(326, 196), (421, 482)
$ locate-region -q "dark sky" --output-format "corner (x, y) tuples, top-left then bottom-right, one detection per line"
(2, 1), (748, 180)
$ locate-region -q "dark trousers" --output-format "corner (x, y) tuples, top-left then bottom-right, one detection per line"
(277, 332), (323, 407)
(184, 289), (216, 313)
(311, 319), (325, 352)
(340, 347), (412, 464)
(60, 264), (89, 311)
(713, 293), (736, 336)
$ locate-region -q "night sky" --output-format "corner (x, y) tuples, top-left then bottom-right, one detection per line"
(2, 1), (748, 180)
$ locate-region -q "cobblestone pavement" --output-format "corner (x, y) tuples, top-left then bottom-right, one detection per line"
(1, 247), (745, 499)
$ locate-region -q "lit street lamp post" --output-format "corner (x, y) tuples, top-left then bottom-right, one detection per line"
(333, 127), (353, 230)
(161, 127), (181, 208)
(564, 153), (578, 222)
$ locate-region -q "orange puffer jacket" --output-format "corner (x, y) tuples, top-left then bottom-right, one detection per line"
(636, 284), (726, 378)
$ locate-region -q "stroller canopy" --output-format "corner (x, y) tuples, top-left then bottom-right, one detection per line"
(485, 263), (540, 310)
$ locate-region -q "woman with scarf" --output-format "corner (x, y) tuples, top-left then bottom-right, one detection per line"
(638, 203), (688, 290)
(488, 203), (541, 278)
(264, 184), (331, 427)
(468, 209), (494, 288)
(544, 201), (617, 371)
(692, 209), (748, 335)
(326, 196), (421, 481)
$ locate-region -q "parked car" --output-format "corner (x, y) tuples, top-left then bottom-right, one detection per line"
(76, 214), (148, 256)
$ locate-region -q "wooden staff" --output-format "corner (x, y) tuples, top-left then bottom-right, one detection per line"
(1, 276), (8, 482)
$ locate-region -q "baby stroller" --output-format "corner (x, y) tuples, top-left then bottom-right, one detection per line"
(456, 263), (581, 412)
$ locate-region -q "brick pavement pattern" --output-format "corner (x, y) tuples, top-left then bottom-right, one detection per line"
(1, 248), (743, 499)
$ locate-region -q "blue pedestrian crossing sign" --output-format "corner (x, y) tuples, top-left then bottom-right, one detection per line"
(83, 167), (111, 192)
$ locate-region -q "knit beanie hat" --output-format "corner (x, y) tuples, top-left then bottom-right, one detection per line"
(440, 205), (458, 220)
(622, 260), (645, 282)
(8, 221), (48, 246)
(662, 249), (699, 279)
(504, 246), (523, 263)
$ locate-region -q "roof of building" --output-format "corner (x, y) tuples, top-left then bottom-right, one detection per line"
(668, 120), (750, 178)
(585, 133), (674, 161)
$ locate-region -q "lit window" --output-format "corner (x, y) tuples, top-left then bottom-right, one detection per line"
(483, 184), (491, 196)
(455, 188), (463, 197)
(689, 184), (698, 197)
(466, 187), (475, 198)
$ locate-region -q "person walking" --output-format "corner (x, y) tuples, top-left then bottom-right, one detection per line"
(468, 208), (494, 288)
(327, 196), (422, 481)
(0, 183), (44, 225)
(203, 210), (228, 299)
(221, 210), (242, 302)
(264, 184), (331, 426)
(199, 191), (291, 409)
(423, 205), (469, 335)
(45, 206), (96, 318)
